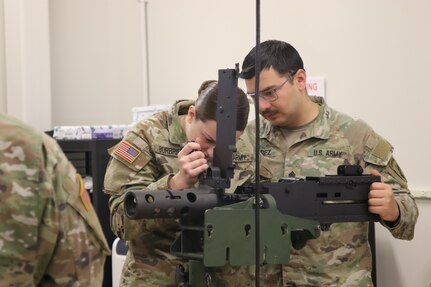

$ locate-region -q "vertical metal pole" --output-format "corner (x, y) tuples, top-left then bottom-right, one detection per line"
(254, 0), (261, 285)
(144, 1), (150, 106)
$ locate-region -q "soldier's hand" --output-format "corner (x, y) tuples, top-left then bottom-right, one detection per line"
(169, 141), (208, 189)
(368, 169), (400, 223)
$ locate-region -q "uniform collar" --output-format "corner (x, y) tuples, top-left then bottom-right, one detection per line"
(167, 100), (194, 145)
(260, 96), (331, 143)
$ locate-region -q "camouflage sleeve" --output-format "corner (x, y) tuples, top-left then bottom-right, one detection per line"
(0, 122), (109, 286)
(104, 131), (175, 240)
(361, 131), (418, 240)
(108, 193), (145, 240)
(0, 125), (48, 286)
(382, 158), (418, 239)
(104, 130), (173, 195)
(40, 135), (110, 286)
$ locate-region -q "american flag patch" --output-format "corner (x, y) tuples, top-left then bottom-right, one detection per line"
(114, 141), (141, 163)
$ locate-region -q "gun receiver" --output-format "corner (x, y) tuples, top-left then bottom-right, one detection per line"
(124, 164), (381, 224)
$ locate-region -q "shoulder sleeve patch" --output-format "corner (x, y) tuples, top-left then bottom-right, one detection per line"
(110, 132), (151, 171)
(364, 133), (393, 166)
(114, 141), (141, 163)
(77, 173), (92, 211)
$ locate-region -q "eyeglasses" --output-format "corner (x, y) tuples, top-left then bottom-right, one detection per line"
(247, 77), (291, 103)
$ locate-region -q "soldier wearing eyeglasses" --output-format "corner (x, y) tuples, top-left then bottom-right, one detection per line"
(235, 39), (418, 286)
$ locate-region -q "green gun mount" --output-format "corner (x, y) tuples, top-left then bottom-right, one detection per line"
(170, 194), (320, 286)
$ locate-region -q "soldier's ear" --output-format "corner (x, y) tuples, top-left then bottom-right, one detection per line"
(187, 105), (196, 123)
(295, 69), (307, 91)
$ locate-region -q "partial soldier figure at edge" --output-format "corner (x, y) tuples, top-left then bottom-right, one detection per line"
(0, 113), (110, 286)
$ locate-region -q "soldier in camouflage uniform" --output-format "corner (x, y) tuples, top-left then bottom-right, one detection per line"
(0, 113), (110, 286)
(104, 80), (255, 286)
(238, 40), (419, 286)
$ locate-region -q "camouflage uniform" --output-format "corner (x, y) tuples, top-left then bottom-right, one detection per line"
(241, 96), (419, 286)
(0, 113), (110, 286)
(104, 100), (261, 286)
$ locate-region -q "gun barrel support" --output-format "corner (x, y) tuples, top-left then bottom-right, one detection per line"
(124, 186), (222, 219)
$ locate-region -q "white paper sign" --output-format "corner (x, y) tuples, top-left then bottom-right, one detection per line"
(306, 76), (325, 99)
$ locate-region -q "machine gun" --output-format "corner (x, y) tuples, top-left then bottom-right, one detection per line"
(125, 164), (380, 225)
(123, 66), (380, 286)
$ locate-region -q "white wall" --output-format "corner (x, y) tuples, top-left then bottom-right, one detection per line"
(0, 0), (7, 112)
(49, 0), (144, 126)
(2, 0), (430, 286)
(1, 0), (52, 131)
(376, 199), (431, 287)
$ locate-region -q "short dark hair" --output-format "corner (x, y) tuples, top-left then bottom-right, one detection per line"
(240, 40), (304, 80)
(195, 80), (249, 131)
